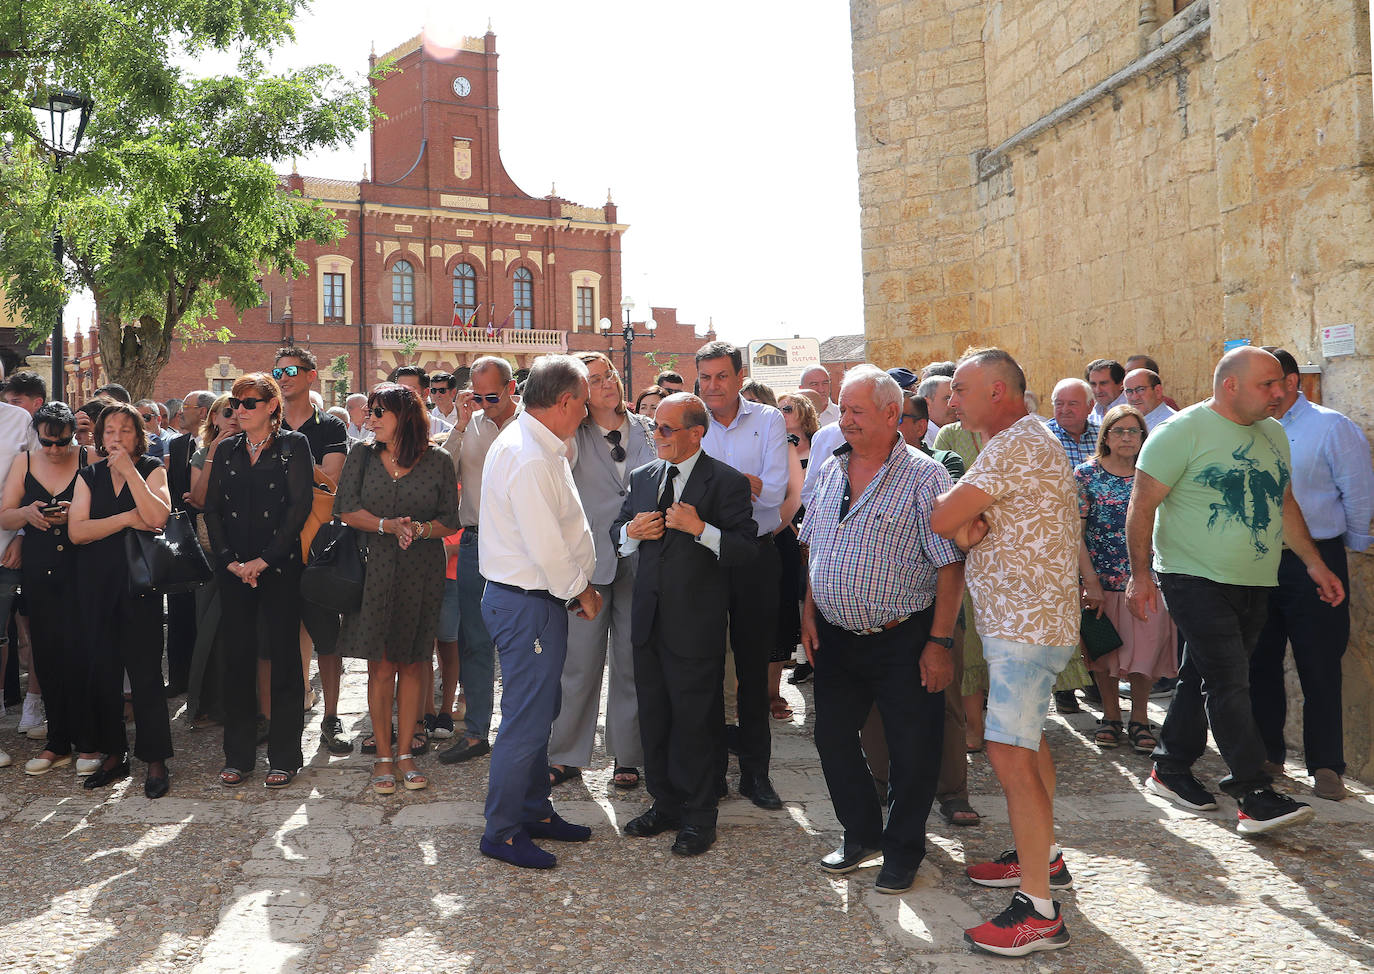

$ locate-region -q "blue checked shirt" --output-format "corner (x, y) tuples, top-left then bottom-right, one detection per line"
(1045, 417), (1101, 468)
(800, 436), (964, 632)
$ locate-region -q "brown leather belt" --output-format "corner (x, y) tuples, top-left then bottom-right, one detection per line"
(852, 614), (911, 636)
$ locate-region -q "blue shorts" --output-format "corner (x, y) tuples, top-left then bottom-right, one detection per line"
(438, 576), (460, 643)
(982, 635), (1076, 750)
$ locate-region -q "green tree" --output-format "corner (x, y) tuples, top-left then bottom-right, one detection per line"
(0, 1), (373, 399)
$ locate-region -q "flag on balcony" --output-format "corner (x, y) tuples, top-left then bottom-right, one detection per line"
(466, 304), (481, 331)
(485, 314), (496, 337)
(451, 302), (462, 329)
(500, 310), (513, 330)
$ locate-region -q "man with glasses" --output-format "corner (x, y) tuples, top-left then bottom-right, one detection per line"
(438, 355), (520, 766)
(429, 372), (462, 428)
(899, 392), (963, 481)
(390, 365), (453, 436)
(613, 392), (758, 856)
(136, 399), (170, 459)
(1122, 368), (1176, 431)
(274, 347), (350, 751)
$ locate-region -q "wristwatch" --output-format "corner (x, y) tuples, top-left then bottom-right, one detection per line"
(927, 635), (954, 649)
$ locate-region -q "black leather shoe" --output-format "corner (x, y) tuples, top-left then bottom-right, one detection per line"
(623, 806), (682, 838)
(670, 825), (716, 857)
(819, 842), (884, 874)
(438, 737), (491, 765)
(144, 773), (170, 799)
(1053, 690), (1082, 715)
(83, 760), (131, 790)
(874, 862), (918, 894)
(740, 774), (783, 810)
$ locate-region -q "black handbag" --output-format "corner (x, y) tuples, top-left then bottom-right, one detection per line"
(300, 518), (367, 613)
(124, 509), (213, 596)
(1081, 607), (1124, 661)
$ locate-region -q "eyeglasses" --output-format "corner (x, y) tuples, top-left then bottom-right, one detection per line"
(780, 405), (795, 414)
(899, 413), (922, 425)
(38, 435), (73, 448)
(228, 397), (266, 411)
(1107, 427), (1145, 438)
(371, 406), (387, 418)
(1124, 385), (1152, 395)
(604, 429), (626, 462)
(473, 393), (502, 405)
(140, 413), (155, 422)
(651, 422), (682, 437)
(221, 406), (235, 419)
(588, 372), (618, 389)
(271, 365), (302, 380)
(433, 385), (457, 394)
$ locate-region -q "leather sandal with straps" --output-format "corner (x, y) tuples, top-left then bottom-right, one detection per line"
(396, 753), (428, 791)
(372, 758), (396, 795)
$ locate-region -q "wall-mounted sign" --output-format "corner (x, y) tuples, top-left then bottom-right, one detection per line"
(747, 338), (822, 394)
(1321, 323), (1356, 357)
(1223, 338), (1251, 352)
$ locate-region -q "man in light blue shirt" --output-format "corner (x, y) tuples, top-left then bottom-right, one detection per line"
(1250, 348), (1372, 801)
(697, 341), (789, 811)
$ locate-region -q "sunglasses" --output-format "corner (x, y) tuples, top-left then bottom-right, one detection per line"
(433, 385), (457, 394)
(38, 435), (74, 448)
(650, 422), (682, 437)
(604, 429), (626, 462)
(898, 413), (922, 425)
(271, 365), (302, 380)
(221, 406), (235, 419)
(779, 405), (795, 413)
(228, 397), (267, 411)
(473, 393), (503, 404)
(371, 406), (387, 418)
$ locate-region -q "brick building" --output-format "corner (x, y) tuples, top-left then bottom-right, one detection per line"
(54, 28), (710, 405)
(851, 0), (1374, 778)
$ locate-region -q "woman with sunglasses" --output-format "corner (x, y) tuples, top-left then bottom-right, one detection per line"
(334, 383), (457, 794)
(202, 373), (314, 789)
(0, 403), (95, 776)
(68, 402), (173, 796)
(546, 352), (655, 790)
(183, 393), (242, 728)
(1076, 404), (1177, 754)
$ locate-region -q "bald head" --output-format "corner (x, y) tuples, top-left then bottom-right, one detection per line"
(1212, 346), (1285, 425)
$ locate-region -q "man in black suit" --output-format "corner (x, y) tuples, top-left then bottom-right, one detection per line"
(164, 390), (213, 696)
(612, 393), (758, 856)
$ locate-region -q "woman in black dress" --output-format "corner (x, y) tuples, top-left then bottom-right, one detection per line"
(335, 383), (457, 795)
(202, 373), (313, 790)
(0, 403), (92, 775)
(68, 402), (173, 797)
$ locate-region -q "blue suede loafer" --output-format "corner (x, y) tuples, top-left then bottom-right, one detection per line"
(524, 812), (592, 843)
(479, 831), (556, 869)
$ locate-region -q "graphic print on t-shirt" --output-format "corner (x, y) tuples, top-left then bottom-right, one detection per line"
(1192, 437), (1289, 559)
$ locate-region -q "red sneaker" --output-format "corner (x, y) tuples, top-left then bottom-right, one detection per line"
(966, 848), (1073, 889)
(964, 891), (1070, 957)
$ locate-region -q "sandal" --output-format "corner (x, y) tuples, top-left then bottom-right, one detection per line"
(371, 759), (396, 796)
(769, 696), (794, 720)
(1127, 721), (1158, 755)
(396, 753), (428, 791)
(360, 729), (397, 755)
(612, 766), (641, 789)
(219, 767), (245, 787)
(939, 797), (981, 827)
(264, 768), (296, 789)
(548, 764), (581, 786)
(1094, 719), (1125, 749)
(410, 725), (430, 756)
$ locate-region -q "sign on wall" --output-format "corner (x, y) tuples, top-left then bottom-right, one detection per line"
(747, 338), (823, 394)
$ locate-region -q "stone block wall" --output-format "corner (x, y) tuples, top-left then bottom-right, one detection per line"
(851, 0), (1374, 779)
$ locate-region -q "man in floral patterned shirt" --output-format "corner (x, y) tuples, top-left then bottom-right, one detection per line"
(932, 348), (1080, 957)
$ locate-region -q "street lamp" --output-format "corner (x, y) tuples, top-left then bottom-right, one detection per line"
(600, 296), (655, 394)
(31, 89), (93, 403)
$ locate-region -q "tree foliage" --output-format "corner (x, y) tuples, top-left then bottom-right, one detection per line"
(0, 1), (372, 398)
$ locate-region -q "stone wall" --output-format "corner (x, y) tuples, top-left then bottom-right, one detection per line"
(851, 0), (1374, 779)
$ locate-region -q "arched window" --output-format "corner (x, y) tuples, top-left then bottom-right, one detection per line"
(452, 262), (477, 325)
(513, 267), (533, 330)
(391, 260), (415, 324)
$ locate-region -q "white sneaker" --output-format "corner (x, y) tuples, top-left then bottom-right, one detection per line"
(75, 756), (102, 776)
(17, 694), (45, 737)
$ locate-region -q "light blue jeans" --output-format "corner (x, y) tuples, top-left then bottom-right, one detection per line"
(982, 635), (1075, 750)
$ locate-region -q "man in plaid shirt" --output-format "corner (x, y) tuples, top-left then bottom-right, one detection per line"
(799, 365), (965, 897)
(1044, 378), (1100, 467)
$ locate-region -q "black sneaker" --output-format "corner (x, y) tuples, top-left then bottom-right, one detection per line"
(1053, 690), (1082, 715)
(431, 713), (455, 739)
(320, 715), (353, 755)
(1237, 788), (1315, 835)
(1150, 677), (1178, 698)
(1146, 767), (1218, 811)
(787, 662), (813, 685)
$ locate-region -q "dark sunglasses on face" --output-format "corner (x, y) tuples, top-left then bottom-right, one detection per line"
(474, 393), (502, 405)
(39, 435), (74, 448)
(229, 397), (265, 411)
(899, 413), (922, 425)
(221, 406), (235, 418)
(780, 405), (795, 413)
(371, 406), (387, 418)
(271, 365), (301, 380)
(650, 422), (681, 437)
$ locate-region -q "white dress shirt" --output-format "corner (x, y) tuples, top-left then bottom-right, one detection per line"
(617, 448), (721, 557)
(702, 394), (789, 535)
(0, 403), (38, 556)
(428, 411), (453, 437)
(816, 401), (840, 427)
(433, 405), (460, 428)
(801, 421), (845, 510)
(449, 405), (522, 527)
(1090, 392), (1127, 425)
(478, 411), (596, 600)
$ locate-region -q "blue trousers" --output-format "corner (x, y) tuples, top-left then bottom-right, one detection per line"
(458, 535), (497, 740)
(481, 583), (568, 843)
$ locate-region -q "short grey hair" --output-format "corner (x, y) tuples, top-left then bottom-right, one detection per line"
(185, 390), (214, 409)
(840, 364), (902, 410)
(916, 374), (951, 400)
(471, 355), (513, 384)
(345, 393), (367, 408)
(523, 354), (588, 409)
(1051, 377), (1091, 402)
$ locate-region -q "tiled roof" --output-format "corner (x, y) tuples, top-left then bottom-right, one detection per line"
(819, 333), (866, 362)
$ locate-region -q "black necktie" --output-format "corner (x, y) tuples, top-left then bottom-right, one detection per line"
(657, 465), (679, 515)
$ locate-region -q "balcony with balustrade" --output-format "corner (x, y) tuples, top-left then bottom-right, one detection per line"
(372, 323), (568, 358)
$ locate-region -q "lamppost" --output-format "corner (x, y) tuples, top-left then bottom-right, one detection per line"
(31, 90), (93, 402)
(599, 295), (655, 395)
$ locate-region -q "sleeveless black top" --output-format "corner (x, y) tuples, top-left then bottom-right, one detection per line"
(20, 447), (87, 577)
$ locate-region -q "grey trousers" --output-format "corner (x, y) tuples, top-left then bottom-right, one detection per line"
(547, 556), (643, 768)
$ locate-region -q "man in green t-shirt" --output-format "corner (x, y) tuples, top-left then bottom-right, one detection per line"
(1126, 346), (1344, 836)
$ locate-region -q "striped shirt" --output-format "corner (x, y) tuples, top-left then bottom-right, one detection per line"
(800, 436), (963, 632)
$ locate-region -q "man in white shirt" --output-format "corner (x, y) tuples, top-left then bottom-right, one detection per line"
(1086, 358), (1127, 424)
(429, 370), (462, 428)
(477, 354), (602, 870)
(0, 383), (37, 765)
(801, 365), (840, 426)
(698, 341), (790, 810)
(437, 356), (522, 766)
(1123, 368), (1177, 430)
(344, 393), (371, 442)
(390, 366), (453, 436)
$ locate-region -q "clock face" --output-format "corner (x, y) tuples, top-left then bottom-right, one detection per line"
(452, 76), (471, 98)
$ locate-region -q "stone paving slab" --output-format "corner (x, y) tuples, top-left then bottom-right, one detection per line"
(1, 664), (1372, 973)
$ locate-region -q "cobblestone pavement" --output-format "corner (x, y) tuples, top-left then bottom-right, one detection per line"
(1, 661), (1371, 973)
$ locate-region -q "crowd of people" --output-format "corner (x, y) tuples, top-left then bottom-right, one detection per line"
(0, 338), (1367, 958)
